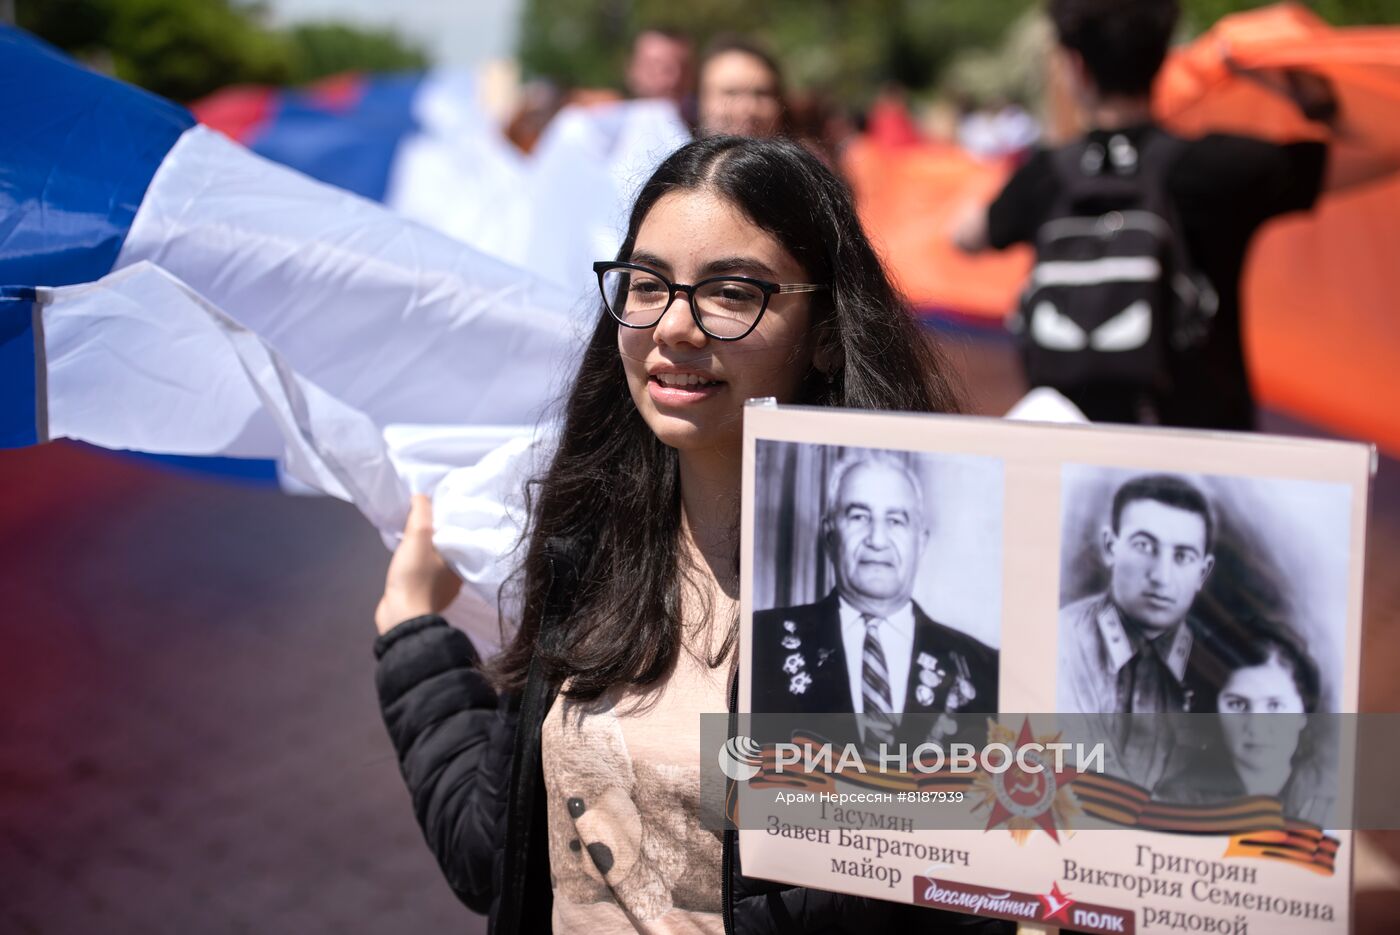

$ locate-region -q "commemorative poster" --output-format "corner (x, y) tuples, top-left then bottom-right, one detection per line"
(725, 402), (1374, 934)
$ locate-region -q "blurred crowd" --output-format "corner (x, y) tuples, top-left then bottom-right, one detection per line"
(493, 1), (1398, 437)
(504, 27), (1041, 171)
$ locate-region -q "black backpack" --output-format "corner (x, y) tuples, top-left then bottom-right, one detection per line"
(1011, 128), (1217, 411)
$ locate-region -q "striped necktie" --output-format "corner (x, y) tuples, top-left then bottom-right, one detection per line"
(860, 614), (898, 760)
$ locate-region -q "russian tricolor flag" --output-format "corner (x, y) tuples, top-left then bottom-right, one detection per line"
(0, 27), (614, 648)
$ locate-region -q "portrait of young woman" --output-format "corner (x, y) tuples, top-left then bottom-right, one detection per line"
(369, 135), (1010, 934)
(1154, 621), (1334, 827)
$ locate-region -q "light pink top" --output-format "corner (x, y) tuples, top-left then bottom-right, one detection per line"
(541, 630), (732, 933)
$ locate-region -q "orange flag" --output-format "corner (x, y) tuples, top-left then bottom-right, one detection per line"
(850, 3), (1400, 454)
(1156, 2), (1400, 455)
(841, 140), (1028, 324)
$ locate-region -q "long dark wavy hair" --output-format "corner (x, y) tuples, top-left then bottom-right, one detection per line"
(490, 135), (963, 698)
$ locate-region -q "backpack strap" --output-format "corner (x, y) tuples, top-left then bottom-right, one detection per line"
(1045, 126), (1188, 220)
(1132, 127), (1189, 222)
(1132, 129), (1219, 350)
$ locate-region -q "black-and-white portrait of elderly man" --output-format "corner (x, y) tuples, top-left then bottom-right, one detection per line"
(753, 451), (999, 744)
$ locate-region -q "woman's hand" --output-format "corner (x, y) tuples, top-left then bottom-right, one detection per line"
(375, 494), (462, 635)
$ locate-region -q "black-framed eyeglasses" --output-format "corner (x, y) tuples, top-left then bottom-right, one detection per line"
(592, 260), (826, 341)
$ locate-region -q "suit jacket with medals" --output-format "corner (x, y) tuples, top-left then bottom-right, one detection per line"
(751, 590), (999, 749)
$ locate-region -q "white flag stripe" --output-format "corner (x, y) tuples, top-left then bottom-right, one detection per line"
(38, 262), (515, 648)
(384, 95), (690, 293)
(116, 125), (584, 431)
(40, 262), (405, 523)
(519, 100), (692, 293)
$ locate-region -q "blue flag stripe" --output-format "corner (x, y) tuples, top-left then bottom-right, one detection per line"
(0, 288), (43, 448)
(250, 74), (423, 202)
(132, 453), (281, 484)
(0, 29), (281, 482)
(0, 25), (195, 290)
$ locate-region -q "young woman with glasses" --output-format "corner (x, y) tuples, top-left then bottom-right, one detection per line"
(371, 135), (1006, 933)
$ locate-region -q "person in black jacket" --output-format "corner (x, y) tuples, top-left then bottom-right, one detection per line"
(373, 135), (1012, 934)
(953, 0), (1399, 430)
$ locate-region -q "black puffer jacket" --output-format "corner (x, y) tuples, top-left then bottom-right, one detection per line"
(375, 613), (1014, 934)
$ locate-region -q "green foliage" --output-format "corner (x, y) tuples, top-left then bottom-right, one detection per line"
(17, 0), (427, 103)
(1312, 0), (1400, 24)
(895, 0), (1038, 90)
(104, 0), (294, 101)
(15, 0), (114, 51)
(1182, 0), (1400, 32)
(514, 0), (1043, 99)
(517, 0), (1400, 105)
(17, 0), (1398, 107)
(515, 0), (631, 91)
(285, 23), (428, 84)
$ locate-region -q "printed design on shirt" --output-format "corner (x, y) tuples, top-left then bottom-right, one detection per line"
(543, 704), (722, 922)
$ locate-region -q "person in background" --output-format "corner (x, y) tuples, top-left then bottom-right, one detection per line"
(506, 27), (694, 151)
(786, 88), (856, 168)
(954, 0), (1399, 430)
(504, 79), (566, 154)
(626, 27), (696, 122)
(1154, 622), (1331, 826)
(865, 84), (923, 149)
(696, 34), (785, 139)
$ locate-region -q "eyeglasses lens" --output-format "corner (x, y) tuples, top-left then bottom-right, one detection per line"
(695, 280), (764, 338)
(601, 268), (764, 339)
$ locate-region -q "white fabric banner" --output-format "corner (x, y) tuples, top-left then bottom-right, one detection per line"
(523, 99), (691, 294)
(34, 258), (1083, 655)
(116, 125), (587, 432)
(37, 261), (550, 651)
(384, 71), (533, 270)
(384, 95), (691, 293)
(40, 262), (407, 527)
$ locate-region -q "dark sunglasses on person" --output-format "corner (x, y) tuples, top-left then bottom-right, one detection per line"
(593, 260), (826, 341)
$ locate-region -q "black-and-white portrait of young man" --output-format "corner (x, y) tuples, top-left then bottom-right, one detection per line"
(1058, 473), (1218, 719)
(750, 443), (1001, 748)
(1057, 465), (1351, 797)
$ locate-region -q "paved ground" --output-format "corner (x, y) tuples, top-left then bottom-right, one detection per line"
(0, 445), (478, 934)
(0, 332), (1396, 933)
